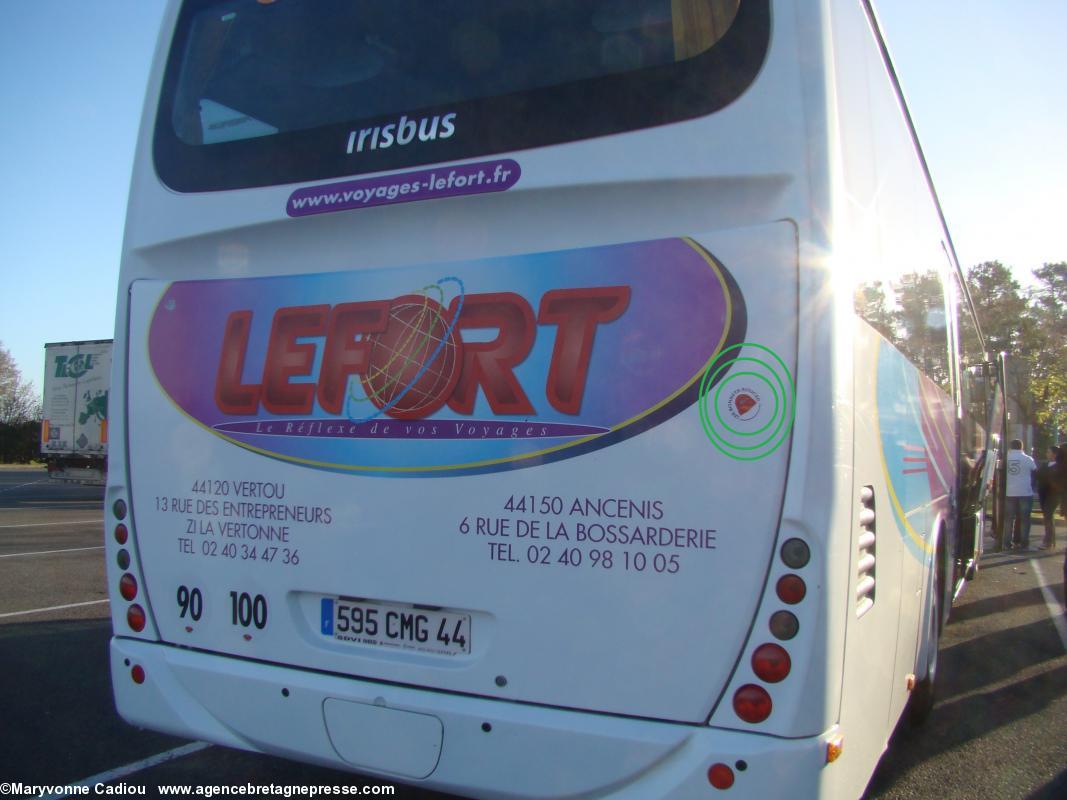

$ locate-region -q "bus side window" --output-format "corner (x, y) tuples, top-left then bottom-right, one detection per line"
(854, 267), (951, 393)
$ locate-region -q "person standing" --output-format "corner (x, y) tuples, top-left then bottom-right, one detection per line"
(1036, 445), (1061, 550)
(1003, 439), (1037, 550)
(1057, 444), (1067, 522)
(1057, 445), (1067, 606)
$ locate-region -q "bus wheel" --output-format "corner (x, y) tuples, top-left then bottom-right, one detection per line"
(909, 538), (945, 726)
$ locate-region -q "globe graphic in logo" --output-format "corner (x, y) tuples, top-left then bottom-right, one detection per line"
(359, 292), (462, 419)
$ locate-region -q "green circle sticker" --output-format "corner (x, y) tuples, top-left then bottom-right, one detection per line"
(698, 343), (796, 461)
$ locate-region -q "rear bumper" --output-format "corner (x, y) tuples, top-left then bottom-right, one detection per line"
(113, 637), (837, 799)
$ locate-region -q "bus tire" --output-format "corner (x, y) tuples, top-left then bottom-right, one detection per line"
(909, 535), (945, 726)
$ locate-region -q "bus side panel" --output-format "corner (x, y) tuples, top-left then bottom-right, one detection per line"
(828, 7), (895, 794)
(831, 2), (919, 796)
(833, 2), (959, 796)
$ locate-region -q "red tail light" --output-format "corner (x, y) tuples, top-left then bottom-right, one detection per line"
(114, 524), (129, 545)
(733, 684), (772, 723)
(752, 643), (791, 683)
(708, 763), (735, 789)
(776, 574), (806, 604)
(127, 604), (146, 632)
(131, 665), (146, 684)
(119, 574), (138, 601)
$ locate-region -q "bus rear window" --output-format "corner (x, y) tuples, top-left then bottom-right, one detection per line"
(155, 0), (768, 191)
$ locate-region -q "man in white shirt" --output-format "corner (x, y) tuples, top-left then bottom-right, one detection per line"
(1003, 439), (1037, 550)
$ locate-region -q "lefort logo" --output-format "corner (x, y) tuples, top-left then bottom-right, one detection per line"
(146, 237), (746, 474)
(214, 285), (631, 421)
(346, 112), (457, 155)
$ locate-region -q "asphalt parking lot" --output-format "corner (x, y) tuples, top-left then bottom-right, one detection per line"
(0, 469), (434, 798)
(1, 467), (1064, 798)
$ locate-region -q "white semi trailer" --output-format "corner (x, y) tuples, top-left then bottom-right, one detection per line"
(41, 340), (112, 485)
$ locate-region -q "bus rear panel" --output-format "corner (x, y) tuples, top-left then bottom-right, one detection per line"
(106, 1), (967, 796)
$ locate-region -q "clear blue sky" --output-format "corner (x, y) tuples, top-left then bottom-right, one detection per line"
(1, 1), (1065, 397)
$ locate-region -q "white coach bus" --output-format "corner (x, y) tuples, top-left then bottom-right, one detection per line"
(107, 1), (1004, 796)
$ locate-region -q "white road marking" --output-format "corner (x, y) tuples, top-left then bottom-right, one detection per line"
(0, 518), (102, 529)
(0, 478), (47, 493)
(1030, 557), (1067, 653)
(41, 742), (212, 799)
(0, 599), (110, 619)
(0, 545), (105, 559)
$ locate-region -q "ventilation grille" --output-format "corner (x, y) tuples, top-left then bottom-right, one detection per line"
(856, 485), (876, 617)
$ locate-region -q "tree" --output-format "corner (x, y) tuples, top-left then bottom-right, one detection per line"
(856, 271), (952, 390)
(966, 262), (1041, 429)
(0, 342), (40, 424)
(966, 261), (1067, 449)
(0, 343), (41, 463)
(967, 262), (1034, 359)
(893, 270), (951, 391)
(854, 281), (896, 342)
(1027, 262), (1067, 439)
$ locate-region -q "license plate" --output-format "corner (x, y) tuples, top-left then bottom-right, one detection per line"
(320, 597), (471, 656)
